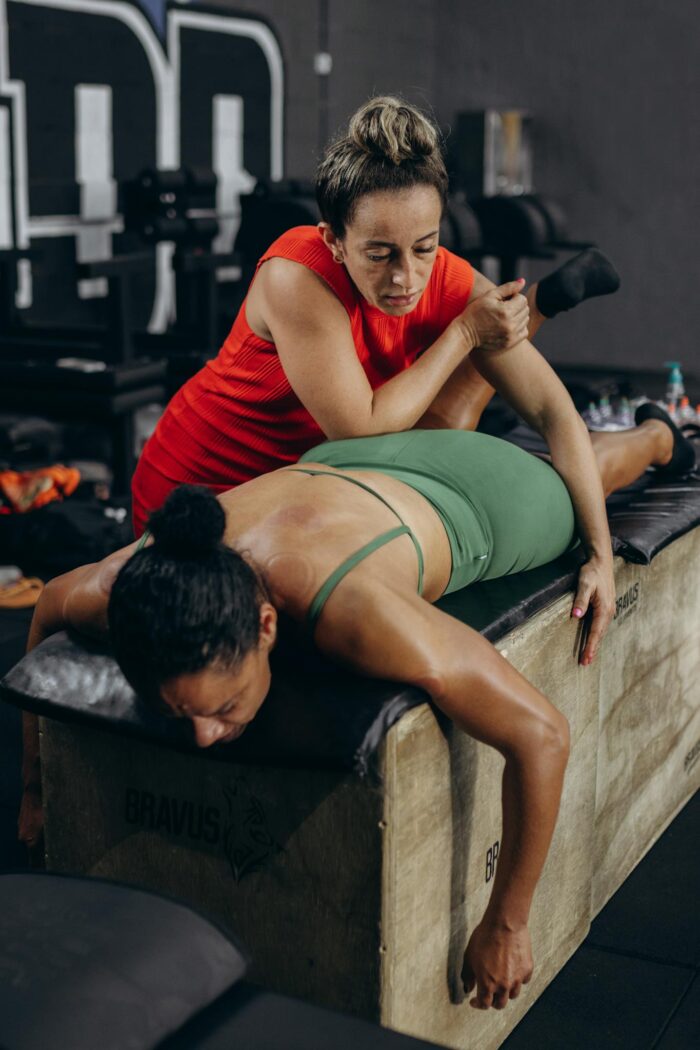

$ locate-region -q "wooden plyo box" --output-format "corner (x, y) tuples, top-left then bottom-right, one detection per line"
(592, 527), (700, 914)
(40, 592), (598, 1050)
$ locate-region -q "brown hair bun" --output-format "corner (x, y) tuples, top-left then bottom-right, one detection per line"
(348, 96), (439, 165)
(316, 95), (448, 235)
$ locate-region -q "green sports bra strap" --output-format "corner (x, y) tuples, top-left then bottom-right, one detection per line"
(286, 467), (425, 593)
(135, 530), (151, 551)
(307, 525), (412, 633)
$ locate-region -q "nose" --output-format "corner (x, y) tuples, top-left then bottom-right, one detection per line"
(391, 252), (418, 292)
(192, 716), (226, 748)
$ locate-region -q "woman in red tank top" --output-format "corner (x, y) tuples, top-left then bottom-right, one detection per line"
(132, 96), (534, 536)
(132, 97), (620, 691)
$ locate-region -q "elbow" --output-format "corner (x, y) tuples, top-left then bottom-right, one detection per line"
(323, 420), (372, 441)
(323, 407), (385, 441)
(533, 709), (570, 770)
(509, 707), (570, 773)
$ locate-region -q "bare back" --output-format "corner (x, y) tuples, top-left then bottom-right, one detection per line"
(219, 464), (453, 617)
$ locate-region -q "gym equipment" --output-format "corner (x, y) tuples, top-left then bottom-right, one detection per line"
(4, 467), (699, 1050)
(124, 166), (240, 388)
(439, 193), (482, 257)
(451, 110), (595, 281)
(234, 178), (320, 284)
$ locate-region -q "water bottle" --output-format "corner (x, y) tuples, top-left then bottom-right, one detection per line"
(664, 362), (685, 405)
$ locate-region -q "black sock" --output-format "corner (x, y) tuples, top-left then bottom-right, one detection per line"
(536, 248), (620, 318)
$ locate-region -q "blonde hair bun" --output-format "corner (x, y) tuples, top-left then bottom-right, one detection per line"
(348, 96), (439, 165)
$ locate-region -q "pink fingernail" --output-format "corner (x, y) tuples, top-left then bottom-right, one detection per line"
(573, 607), (583, 618)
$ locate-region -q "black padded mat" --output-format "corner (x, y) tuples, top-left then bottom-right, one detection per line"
(160, 982), (446, 1050)
(501, 945), (692, 1050)
(0, 872), (248, 1050)
(655, 974), (700, 1050)
(588, 792), (700, 967)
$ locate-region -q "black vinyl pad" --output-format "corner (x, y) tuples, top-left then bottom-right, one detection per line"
(0, 872), (248, 1050)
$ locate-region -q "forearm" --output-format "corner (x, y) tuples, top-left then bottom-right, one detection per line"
(543, 412), (612, 562)
(484, 739), (568, 929)
(366, 319), (476, 433)
(437, 644), (570, 930)
(418, 289), (547, 432)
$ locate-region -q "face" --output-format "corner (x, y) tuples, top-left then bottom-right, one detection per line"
(160, 603), (277, 748)
(320, 185), (442, 316)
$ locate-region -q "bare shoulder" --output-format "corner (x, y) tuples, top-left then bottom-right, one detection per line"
(260, 548), (318, 619)
(255, 257), (346, 319)
(62, 540), (141, 634)
(313, 578), (451, 694)
(94, 543), (139, 594)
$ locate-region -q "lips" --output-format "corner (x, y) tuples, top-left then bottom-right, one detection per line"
(220, 723), (248, 743)
(385, 292), (418, 306)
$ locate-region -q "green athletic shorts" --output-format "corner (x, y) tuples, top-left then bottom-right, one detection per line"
(300, 429), (577, 594)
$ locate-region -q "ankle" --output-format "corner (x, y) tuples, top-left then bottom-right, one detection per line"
(640, 419), (673, 466)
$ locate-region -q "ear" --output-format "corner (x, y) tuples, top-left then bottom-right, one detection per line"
(258, 602), (278, 652)
(318, 222), (344, 261)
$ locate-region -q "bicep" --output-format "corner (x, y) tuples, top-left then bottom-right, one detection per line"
(260, 260), (376, 439)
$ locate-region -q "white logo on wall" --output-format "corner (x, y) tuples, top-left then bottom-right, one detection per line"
(0, 0), (284, 328)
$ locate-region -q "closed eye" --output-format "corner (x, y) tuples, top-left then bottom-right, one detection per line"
(217, 699), (239, 716)
(367, 245), (437, 263)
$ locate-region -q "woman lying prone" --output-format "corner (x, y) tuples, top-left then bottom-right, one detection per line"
(25, 414), (690, 1010)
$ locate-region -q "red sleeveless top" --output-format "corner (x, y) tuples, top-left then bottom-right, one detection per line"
(131, 226), (474, 534)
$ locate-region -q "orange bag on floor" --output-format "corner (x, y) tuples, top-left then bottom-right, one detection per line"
(0, 465), (80, 514)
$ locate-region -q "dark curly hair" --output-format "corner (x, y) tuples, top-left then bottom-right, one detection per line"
(108, 485), (264, 705)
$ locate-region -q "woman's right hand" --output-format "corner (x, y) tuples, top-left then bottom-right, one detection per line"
(459, 279), (530, 352)
(462, 918), (534, 1010)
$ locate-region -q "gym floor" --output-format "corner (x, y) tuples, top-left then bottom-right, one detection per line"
(1, 604), (697, 1049)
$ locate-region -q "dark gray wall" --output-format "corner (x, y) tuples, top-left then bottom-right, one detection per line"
(434, 1), (700, 373)
(214, 0), (699, 373)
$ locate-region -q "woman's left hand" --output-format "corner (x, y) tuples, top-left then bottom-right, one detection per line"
(571, 555), (616, 665)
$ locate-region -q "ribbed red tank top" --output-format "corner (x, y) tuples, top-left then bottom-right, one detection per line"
(132, 226), (474, 532)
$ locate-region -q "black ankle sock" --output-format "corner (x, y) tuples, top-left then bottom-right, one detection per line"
(634, 402), (697, 477)
(535, 248), (620, 318)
